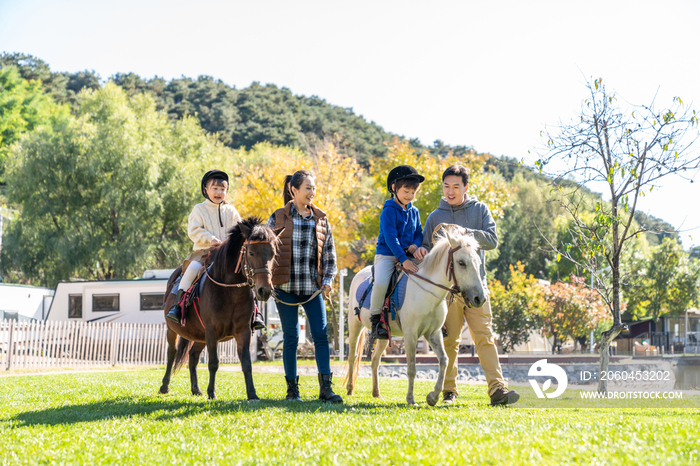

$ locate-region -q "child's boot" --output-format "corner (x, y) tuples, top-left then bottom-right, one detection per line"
(370, 313), (389, 340)
(251, 304), (266, 331)
(166, 290), (185, 324)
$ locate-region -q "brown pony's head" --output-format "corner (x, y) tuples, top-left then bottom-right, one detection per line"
(231, 216), (279, 301)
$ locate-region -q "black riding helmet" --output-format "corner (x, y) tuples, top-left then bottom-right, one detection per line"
(386, 165), (425, 194)
(201, 170), (229, 200)
(201, 170), (229, 227)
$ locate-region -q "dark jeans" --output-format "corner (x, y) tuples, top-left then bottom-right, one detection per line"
(275, 288), (331, 379)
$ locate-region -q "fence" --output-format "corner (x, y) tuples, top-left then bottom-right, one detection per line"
(0, 319), (239, 371)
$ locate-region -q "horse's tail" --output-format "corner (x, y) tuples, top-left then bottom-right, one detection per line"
(343, 327), (366, 388)
(173, 336), (193, 372)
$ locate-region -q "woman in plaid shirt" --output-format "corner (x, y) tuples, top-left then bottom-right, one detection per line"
(267, 170), (342, 403)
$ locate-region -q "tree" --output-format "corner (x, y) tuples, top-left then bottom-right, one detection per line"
(0, 66), (69, 181)
(490, 173), (562, 283)
(489, 262), (546, 352)
(1, 83), (233, 286)
(535, 78), (700, 392)
(540, 277), (610, 354)
(625, 238), (700, 320)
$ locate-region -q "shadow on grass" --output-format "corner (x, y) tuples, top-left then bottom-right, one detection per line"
(8, 395), (445, 427)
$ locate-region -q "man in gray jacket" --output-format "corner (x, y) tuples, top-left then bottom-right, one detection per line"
(421, 164), (519, 406)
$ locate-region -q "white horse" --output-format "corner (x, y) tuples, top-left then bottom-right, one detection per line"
(344, 229), (487, 406)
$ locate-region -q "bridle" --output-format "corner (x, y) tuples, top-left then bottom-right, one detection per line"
(204, 239), (274, 289)
(395, 244), (462, 298)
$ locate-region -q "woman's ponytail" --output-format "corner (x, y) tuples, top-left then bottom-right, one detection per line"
(283, 174), (294, 205)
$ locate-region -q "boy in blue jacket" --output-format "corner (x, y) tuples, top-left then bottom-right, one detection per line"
(370, 165), (428, 339)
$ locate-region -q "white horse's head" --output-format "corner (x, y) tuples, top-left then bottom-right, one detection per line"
(431, 225), (488, 308)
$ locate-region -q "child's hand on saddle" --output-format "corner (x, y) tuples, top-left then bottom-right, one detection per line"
(406, 244), (417, 254)
(413, 247), (428, 260)
(402, 259), (419, 273)
(211, 238), (222, 245)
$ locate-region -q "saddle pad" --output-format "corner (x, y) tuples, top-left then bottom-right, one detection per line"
(170, 267), (209, 296)
(355, 273), (409, 317)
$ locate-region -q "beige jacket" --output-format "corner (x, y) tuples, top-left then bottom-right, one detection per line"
(188, 200), (242, 251)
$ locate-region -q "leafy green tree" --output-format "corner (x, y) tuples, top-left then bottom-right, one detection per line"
(1, 83), (234, 286)
(489, 262), (546, 352)
(0, 66), (69, 182)
(625, 238), (700, 320)
(490, 173), (562, 283)
(0, 53), (100, 110)
(535, 78), (700, 392)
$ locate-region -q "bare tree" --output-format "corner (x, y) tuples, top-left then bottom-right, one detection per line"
(535, 78), (700, 393)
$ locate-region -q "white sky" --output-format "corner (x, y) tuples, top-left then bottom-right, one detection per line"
(1, 0), (699, 247)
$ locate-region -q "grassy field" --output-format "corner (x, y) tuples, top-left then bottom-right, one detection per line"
(1, 367), (699, 465)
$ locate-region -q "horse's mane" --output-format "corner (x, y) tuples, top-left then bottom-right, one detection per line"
(208, 216), (278, 278)
(419, 230), (480, 277)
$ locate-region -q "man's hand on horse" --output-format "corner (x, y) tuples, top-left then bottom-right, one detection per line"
(402, 259), (419, 273)
(412, 247), (428, 261)
(321, 284), (332, 297)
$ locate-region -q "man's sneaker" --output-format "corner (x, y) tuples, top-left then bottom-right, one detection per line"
(490, 387), (520, 406)
(443, 392), (457, 404)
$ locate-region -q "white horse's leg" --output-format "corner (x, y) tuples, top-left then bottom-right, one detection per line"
(425, 329), (448, 406)
(403, 330), (418, 406)
(371, 338), (389, 398)
(345, 311), (365, 396)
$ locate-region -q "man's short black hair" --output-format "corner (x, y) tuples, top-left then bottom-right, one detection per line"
(442, 165), (469, 186)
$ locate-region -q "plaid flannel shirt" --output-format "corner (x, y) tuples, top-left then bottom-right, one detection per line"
(267, 204), (337, 296)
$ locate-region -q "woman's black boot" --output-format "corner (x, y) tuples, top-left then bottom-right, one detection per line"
(285, 376), (301, 401)
(318, 373), (343, 403)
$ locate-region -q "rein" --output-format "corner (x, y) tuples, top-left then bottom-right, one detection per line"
(395, 244), (462, 297)
(205, 239), (274, 289)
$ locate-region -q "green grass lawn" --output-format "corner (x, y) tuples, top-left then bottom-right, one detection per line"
(1, 367), (699, 465)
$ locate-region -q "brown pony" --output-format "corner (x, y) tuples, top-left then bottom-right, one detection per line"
(159, 216), (278, 400)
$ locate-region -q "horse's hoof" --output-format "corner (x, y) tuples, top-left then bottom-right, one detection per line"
(407, 401), (419, 408)
(192, 390), (203, 396)
(248, 397), (260, 402)
(426, 392), (439, 407)
(159, 386), (169, 395)
(208, 393), (216, 400)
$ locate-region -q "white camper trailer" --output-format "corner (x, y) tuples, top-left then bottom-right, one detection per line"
(45, 270), (175, 324)
(0, 283), (55, 321)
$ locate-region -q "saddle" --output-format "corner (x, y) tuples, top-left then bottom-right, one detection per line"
(355, 264), (408, 325)
(170, 266), (208, 326)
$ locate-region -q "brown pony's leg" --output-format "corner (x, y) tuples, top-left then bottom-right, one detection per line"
(188, 341), (206, 396)
(159, 328), (178, 394)
(236, 330), (259, 401)
(205, 328), (220, 400)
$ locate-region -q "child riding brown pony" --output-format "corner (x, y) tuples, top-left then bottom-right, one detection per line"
(159, 216), (279, 400)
